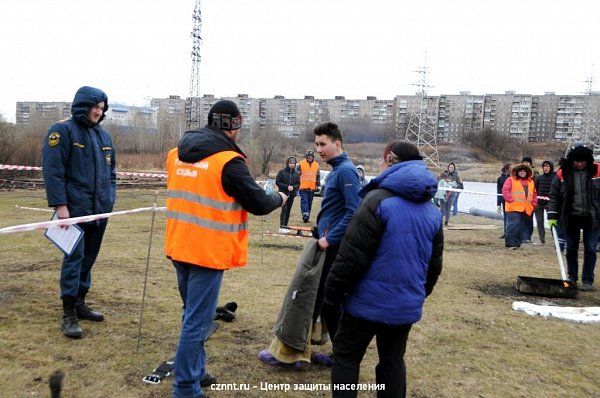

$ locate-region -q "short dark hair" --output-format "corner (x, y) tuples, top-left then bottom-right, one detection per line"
(313, 122), (343, 143)
(383, 140), (423, 165)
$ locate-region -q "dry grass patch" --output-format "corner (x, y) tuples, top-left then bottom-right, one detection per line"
(0, 190), (598, 397)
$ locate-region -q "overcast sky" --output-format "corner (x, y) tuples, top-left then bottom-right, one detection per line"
(1, 0), (599, 122)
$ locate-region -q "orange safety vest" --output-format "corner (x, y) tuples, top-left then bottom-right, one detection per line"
(165, 149), (248, 270)
(299, 159), (319, 190)
(505, 177), (535, 216)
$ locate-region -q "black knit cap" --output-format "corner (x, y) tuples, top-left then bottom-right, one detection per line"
(522, 156), (533, 164)
(208, 100), (242, 130)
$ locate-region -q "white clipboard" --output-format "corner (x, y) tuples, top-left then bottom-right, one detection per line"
(44, 212), (84, 256)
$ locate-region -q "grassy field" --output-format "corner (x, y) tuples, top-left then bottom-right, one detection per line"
(0, 189), (599, 398)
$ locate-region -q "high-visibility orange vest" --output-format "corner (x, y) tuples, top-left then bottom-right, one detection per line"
(165, 149), (248, 270)
(299, 159), (319, 190)
(505, 177), (535, 216)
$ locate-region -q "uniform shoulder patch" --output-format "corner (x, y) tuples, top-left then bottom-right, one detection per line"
(48, 132), (61, 147)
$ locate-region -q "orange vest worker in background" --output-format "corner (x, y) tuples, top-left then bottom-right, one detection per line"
(298, 150), (320, 223)
(502, 163), (537, 249)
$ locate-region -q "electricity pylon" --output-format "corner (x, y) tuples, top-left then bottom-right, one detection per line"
(404, 65), (440, 168)
(186, 0), (202, 131)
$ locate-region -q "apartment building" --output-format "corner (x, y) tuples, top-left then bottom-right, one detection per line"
(150, 95), (186, 133)
(437, 93), (484, 142)
(529, 93), (558, 142)
(103, 104), (158, 133)
(16, 101), (71, 125)
(15, 92), (600, 144)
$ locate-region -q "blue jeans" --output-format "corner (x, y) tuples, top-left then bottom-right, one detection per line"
(172, 261), (223, 398)
(299, 189), (315, 219)
(452, 194), (459, 216)
(442, 195), (455, 225)
(505, 212), (526, 248)
(500, 202), (507, 235)
(60, 220), (107, 298)
(522, 213), (534, 241)
(564, 216), (599, 284)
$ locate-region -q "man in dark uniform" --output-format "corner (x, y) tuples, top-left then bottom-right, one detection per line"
(42, 86), (116, 338)
(548, 143), (600, 291)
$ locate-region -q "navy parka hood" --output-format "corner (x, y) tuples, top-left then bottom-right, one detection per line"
(360, 160), (438, 203)
(71, 86), (109, 126)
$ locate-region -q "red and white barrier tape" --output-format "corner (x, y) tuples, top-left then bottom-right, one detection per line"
(0, 206), (166, 235)
(0, 164), (42, 171)
(0, 164), (166, 179)
(115, 171), (166, 178)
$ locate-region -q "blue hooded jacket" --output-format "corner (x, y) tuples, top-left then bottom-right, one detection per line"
(42, 86), (116, 217)
(316, 152), (361, 246)
(340, 160), (442, 325)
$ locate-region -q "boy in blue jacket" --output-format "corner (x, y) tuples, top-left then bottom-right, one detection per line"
(311, 122), (361, 365)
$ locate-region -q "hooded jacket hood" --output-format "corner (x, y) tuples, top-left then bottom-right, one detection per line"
(563, 144), (597, 173)
(71, 86), (109, 126)
(177, 126), (245, 163)
(511, 163), (533, 179)
(362, 160), (437, 203)
(541, 160), (554, 174)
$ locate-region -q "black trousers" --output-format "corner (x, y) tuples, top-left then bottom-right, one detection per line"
(279, 195), (295, 226)
(331, 313), (412, 398)
(533, 203), (547, 243)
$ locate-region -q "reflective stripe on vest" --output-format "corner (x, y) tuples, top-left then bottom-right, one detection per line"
(165, 149), (248, 270)
(505, 177), (535, 216)
(299, 159), (319, 190)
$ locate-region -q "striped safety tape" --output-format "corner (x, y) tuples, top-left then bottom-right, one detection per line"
(0, 206), (166, 235)
(0, 164), (166, 179)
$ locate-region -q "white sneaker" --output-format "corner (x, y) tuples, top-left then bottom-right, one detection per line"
(278, 228), (288, 235)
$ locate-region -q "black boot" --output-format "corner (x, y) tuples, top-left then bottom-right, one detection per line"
(61, 297), (83, 338)
(76, 292), (104, 322)
(200, 372), (216, 387)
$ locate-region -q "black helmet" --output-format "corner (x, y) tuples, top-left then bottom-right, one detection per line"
(305, 150), (314, 157)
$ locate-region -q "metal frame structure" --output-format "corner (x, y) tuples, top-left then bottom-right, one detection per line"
(186, 0), (202, 131)
(567, 69), (600, 157)
(404, 65), (440, 169)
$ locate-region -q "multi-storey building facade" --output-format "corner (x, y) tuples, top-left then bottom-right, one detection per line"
(15, 92), (600, 144)
(151, 95), (186, 133)
(16, 102), (71, 125)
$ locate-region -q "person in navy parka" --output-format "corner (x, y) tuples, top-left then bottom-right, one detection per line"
(42, 86), (116, 338)
(324, 140), (443, 398)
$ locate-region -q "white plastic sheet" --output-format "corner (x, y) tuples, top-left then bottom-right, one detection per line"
(512, 301), (600, 324)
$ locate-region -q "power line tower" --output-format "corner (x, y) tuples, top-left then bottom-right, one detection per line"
(186, 0), (202, 131)
(568, 66), (600, 157)
(583, 64), (595, 96)
(404, 64), (440, 168)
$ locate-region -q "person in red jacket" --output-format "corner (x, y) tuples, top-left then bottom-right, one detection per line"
(502, 163), (538, 249)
